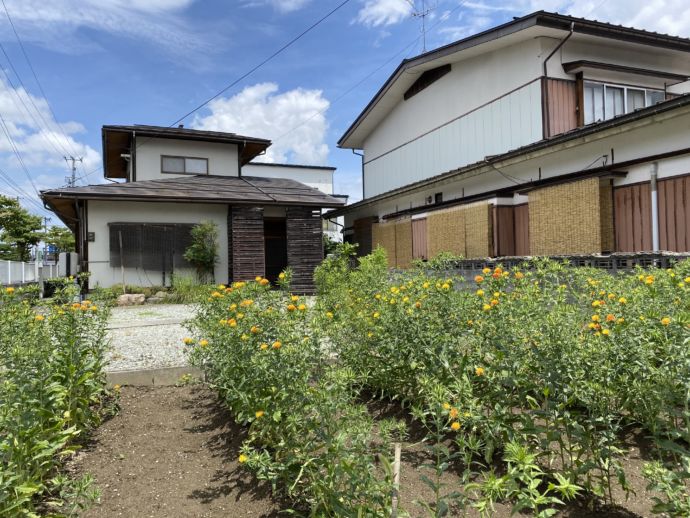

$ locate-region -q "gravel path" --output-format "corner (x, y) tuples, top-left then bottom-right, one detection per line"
(106, 304), (195, 372)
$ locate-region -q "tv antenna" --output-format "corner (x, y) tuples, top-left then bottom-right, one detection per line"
(407, 0), (435, 52)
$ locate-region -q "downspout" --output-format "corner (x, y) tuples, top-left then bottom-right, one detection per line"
(352, 149), (364, 199)
(651, 162), (660, 251)
(543, 22), (574, 138)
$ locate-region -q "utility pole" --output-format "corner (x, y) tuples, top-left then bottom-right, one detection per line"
(64, 156), (83, 187)
(42, 216), (51, 263)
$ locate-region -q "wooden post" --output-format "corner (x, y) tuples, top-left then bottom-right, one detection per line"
(118, 231), (126, 294)
(391, 442), (402, 518)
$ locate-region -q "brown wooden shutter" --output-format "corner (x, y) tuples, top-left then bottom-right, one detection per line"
(514, 204), (530, 256)
(658, 175), (690, 252)
(411, 218), (428, 260)
(614, 183), (652, 252)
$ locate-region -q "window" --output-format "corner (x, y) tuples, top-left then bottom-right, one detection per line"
(583, 81), (665, 124)
(161, 155), (208, 175)
(109, 223), (194, 270)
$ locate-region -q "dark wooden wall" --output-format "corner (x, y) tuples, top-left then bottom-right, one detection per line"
(229, 206), (265, 281)
(514, 204), (530, 256)
(286, 207), (323, 294)
(492, 206), (516, 257)
(353, 217), (375, 256)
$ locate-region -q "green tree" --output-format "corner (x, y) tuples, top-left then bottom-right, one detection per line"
(0, 196), (42, 261)
(183, 221), (218, 283)
(44, 225), (75, 253)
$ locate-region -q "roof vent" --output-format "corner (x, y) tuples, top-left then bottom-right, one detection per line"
(178, 124), (184, 128)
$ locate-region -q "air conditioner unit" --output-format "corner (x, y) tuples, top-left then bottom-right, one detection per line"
(425, 196), (433, 205)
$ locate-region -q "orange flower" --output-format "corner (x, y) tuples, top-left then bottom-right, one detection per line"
(260, 278), (270, 286)
(661, 317), (671, 326)
(415, 301), (422, 309)
(474, 275), (484, 283)
(272, 341), (282, 349)
(287, 304), (296, 312)
(515, 272), (524, 280)
(606, 314), (615, 322)
(449, 408), (459, 419)
(228, 319), (237, 327)
(490, 299), (499, 306)
(450, 421), (461, 431)
(298, 303), (307, 311)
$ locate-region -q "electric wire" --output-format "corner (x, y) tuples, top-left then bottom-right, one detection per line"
(169, 0), (354, 127)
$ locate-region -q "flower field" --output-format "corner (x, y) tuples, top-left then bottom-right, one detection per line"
(0, 285), (110, 516)
(190, 249), (690, 517)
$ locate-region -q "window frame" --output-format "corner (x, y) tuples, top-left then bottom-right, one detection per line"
(583, 80), (664, 125)
(161, 155), (209, 175)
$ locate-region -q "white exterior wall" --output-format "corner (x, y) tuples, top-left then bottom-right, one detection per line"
(345, 106), (690, 229)
(134, 137), (239, 181)
(86, 200), (229, 288)
(361, 39), (545, 198)
(243, 163), (334, 194)
(363, 80), (543, 197)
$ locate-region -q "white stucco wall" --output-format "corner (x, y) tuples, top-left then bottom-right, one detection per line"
(86, 200), (229, 288)
(243, 163), (334, 194)
(134, 137), (239, 181)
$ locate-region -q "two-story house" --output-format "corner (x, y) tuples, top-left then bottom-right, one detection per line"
(41, 125), (344, 292)
(326, 11), (690, 267)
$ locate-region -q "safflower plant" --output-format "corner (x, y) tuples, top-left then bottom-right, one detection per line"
(0, 282), (111, 516)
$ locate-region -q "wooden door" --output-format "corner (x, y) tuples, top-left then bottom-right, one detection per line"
(411, 218), (428, 260)
(614, 183), (652, 252)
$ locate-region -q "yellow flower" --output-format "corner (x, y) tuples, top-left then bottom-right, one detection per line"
(229, 319), (237, 327)
(217, 284), (226, 290)
(260, 343), (269, 350)
(591, 315), (600, 322)
(240, 299), (253, 307)
(229, 303), (237, 310)
(240, 334), (249, 341)
(422, 281), (430, 289)
(367, 332), (374, 338)
(618, 297), (627, 304)
(298, 303), (307, 311)
(592, 300), (601, 307)
(63, 410), (71, 419)
(34, 315), (45, 321)
(291, 295), (299, 302)
(402, 296), (409, 303)
(237, 312), (244, 319)
(482, 304), (491, 311)
(602, 329), (610, 336)
(441, 283), (450, 290)
(326, 311), (334, 319)
(475, 367), (485, 376)
(183, 337), (194, 345)
(685, 277), (690, 284)
(390, 286), (399, 294)
(617, 317), (625, 324)
(515, 272), (524, 280)
(199, 339), (209, 348)
(482, 267), (491, 274)
(493, 292), (500, 298)
(588, 322), (597, 329)
(250, 325), (260, 334)
(450, 421), (461, 431)
(5, 287), (14, 294)
(255, 276), (262, 282)
(645, 275), (654, 285)
(278, 272), (286, 280)
(219, 319), (227, 325)
(449, 408), (459, 419)
(255, 410), (264, 419)
(90, 306), (98, 312)
(113, 384), (121, 391)
(287, 304), (296, 312)
(442, 402), (451, 410)
(211, 291), (222, 298)
(389, 298), (396, 305)
(260, 278), (270, 286)
(373, 311), (380, 319)
(239, 454), (248, 463)
(661, 317), (671, 326)
(476, 289), (484, 296)
(272, 341), (282, 349)
(375, 293), (381, 300)
(607, 293), (615, 300)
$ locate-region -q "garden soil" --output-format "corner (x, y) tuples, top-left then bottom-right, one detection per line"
(70, 386), (659, 517)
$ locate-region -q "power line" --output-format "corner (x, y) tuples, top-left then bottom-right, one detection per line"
(0, 109), (39, 196)
(0, 0), (80, 159)
(170, 0), (354, 127)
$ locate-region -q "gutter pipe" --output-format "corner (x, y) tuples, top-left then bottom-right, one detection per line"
(651, 162), (660, 251)
(543, 22), (575, 137)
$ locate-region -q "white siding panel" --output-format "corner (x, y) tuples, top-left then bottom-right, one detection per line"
(363, 81), (542, 198)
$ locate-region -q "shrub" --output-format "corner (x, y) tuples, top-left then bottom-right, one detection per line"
(183, 221), (219, 283)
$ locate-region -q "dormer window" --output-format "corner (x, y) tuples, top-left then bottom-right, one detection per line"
(583, 81), (665, 125)
(161, 155), (208, 175)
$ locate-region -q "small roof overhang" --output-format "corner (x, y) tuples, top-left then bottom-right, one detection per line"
(102, 125), (272, 179)
(563, 60), (690, 87)
(41, 174), (345, 226)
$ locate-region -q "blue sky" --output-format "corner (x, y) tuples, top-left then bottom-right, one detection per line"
(1, 0), (689, 220)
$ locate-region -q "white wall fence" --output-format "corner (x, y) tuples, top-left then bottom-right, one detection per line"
(0, 260), (58, 286)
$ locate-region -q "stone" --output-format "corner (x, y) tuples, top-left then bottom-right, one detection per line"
(117, 294), (146, 306)
(154, 291), (168, 299)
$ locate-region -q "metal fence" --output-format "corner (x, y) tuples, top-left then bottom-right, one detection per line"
(0, 260), (58, 286)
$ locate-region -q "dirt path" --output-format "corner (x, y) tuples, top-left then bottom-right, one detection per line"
(71, 385), (284, 517)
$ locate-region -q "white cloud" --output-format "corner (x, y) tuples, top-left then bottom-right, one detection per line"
(192, 82), (330, 165)
(241, 0), (312, 13)
(0, 76), (100, 211)
(356, 0), (413, 27)
(0, 0), (210, 58)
